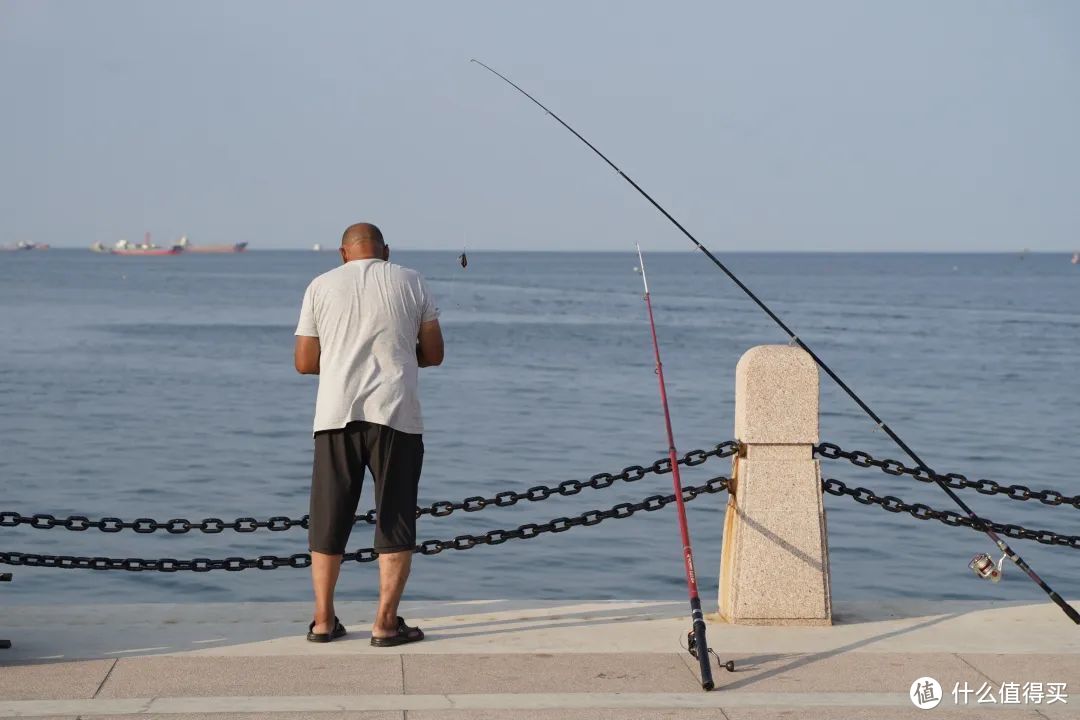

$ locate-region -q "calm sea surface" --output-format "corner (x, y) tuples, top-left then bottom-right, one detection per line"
(1, 249), (1078, 606)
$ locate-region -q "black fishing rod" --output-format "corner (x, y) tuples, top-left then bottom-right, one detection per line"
(634, 244), (734, 690)
(470, 59), (1080, 625)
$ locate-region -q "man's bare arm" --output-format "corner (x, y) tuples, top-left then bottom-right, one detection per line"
(294, 336), (321, 374)
(416, 319), (444, 368)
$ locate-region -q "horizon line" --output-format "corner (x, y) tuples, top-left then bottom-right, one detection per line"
(23, 246), (1080, 255)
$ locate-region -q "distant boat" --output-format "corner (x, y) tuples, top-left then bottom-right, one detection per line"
(105, 232), (183, 256)
(312, 243), (322, 252)
(177, 235), (247, 253)
(110, 240), (182, 256)
(1, 241), (48, 252)
(1072, 252), (1079, 265)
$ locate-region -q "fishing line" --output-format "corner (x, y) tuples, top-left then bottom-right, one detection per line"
(470, 59), (1080, 625)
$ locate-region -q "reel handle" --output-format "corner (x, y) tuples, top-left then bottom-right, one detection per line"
(687, 627), (737, 675)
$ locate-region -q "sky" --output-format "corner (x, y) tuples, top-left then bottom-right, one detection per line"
(1, 1), (1077, 252)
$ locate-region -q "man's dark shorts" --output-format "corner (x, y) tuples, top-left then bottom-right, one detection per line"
(309, 420), (424, 555)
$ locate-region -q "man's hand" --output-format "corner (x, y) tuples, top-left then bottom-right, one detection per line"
(416, 319), (444, 368)
(295, 336), (321, 374)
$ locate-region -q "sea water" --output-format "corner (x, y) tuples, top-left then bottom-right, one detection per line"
(1, 249), (1077, 605)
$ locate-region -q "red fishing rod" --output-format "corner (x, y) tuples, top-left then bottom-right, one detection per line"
(635, 245), (734, 691)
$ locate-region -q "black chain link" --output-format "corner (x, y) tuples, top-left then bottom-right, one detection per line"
(816, 443), (1080, 510)
(0, 512), (310, 534)
(822, 477), (1080, 549)
(0, 476), (731, 571)
(0, 441), (739, 534)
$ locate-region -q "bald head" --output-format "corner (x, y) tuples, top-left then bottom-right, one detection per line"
(340, 222), (388, 263)
(342, 222), (384, 248)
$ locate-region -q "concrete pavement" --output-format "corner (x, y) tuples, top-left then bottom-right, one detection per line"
(1, 599), (1077, 718)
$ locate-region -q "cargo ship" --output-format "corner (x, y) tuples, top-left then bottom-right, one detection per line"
(93, 233), (183, 255)
(177, 235), (247, 253)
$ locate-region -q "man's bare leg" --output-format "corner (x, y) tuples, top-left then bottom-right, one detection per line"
(311, 551), (342, 633)
(371, 550), (412, 637)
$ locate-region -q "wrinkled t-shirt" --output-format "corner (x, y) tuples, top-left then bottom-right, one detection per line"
(295, 258), (439, 435)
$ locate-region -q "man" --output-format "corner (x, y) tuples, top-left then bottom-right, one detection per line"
(294, 222), (443, 646)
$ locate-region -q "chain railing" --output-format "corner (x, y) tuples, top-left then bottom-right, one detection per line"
(816, 442), (1080, 510)
(823, 477), (1080, 549)
(0, 441), (740, 534)
(0, 476), (731, 572)
(4, 438), (1078, 573)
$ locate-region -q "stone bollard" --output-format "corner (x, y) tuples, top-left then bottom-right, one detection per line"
(717, 345), (832, 626)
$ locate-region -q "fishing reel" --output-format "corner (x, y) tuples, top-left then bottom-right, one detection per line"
(969, 552), (1006, 582)
(687, 629), (735, 673)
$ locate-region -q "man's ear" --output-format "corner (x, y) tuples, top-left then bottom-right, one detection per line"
(339, 247), (348, 264)
(383, 244), (391, 261)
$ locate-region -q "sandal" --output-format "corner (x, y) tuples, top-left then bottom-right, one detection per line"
(307, 616), (347, 643)
(370, 616), (425, 647)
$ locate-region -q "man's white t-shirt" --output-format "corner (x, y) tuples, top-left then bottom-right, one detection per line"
(295, 258), (439, 435)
